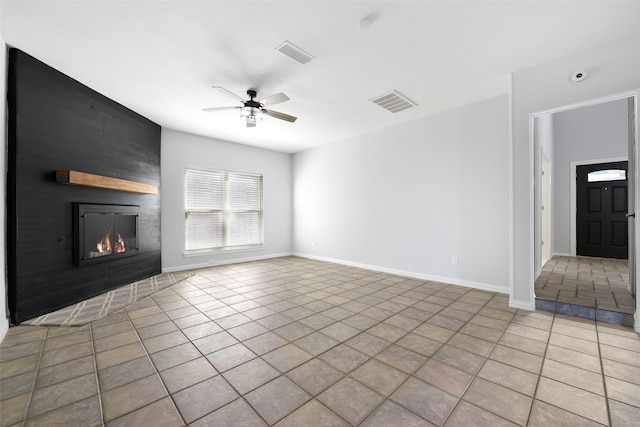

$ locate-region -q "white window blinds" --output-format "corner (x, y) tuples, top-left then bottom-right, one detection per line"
(185, 168), (263, 252)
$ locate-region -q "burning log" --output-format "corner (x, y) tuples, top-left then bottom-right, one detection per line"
(115, 233), (126, 253)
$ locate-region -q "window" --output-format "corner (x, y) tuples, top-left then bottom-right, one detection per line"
(587, 169), (626, 182)
(185, 167), (263, 252)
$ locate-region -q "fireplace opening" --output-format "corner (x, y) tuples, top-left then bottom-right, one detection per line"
(74, 203), (139, 266)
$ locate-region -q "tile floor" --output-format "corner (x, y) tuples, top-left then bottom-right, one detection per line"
(535, 256), (635, 319)
(2, 256), (640, 426)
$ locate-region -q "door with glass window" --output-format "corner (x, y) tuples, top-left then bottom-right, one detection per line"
(576, 161), (628, 259)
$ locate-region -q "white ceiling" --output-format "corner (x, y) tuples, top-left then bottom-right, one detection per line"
(2, 1), (640, 153)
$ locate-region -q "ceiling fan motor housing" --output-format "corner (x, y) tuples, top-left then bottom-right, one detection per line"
(245, 90), (261, 109)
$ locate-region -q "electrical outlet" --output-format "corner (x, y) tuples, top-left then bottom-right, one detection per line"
(451, 256), (459, 266)
(320, 242), (324, 249)
(312, 241), (315, 247)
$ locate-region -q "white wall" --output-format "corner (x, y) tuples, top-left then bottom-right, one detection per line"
(0, 5), (9, 341)
(512, 31), (640, 309)
(161, 129), (293, 271)
(552, 98), (629, 256)
(293, 95), (510, 292)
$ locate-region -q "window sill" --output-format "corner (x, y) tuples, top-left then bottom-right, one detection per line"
(183, 244), (265, 258)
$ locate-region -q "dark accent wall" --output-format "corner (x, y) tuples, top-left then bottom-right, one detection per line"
(7, 49), (161, 324)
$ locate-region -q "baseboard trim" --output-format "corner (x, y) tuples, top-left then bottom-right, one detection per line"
(162, 252), (294, 273)
(294, 252), (509, 295)
(509, 298), (536, 311)
(0, 318), (9, 344)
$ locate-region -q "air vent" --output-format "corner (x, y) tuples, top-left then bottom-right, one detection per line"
(275, 41), (315, 65)
(370, 90), (417, 113)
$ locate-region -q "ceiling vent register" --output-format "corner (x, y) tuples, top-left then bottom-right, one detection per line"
(370, 90), (417, 113)
(276, 41), (315, 65)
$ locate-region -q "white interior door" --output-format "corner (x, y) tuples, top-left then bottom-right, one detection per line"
(541, 153), (551, 266)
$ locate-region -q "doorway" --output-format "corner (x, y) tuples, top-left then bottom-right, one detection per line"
(576, 161), (628, 259)
(531, 92), (638, 324)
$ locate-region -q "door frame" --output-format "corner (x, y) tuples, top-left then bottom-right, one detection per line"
(541, 151), (551, 266)
(529, 89), (639, 332)
(570, 156), (628, 257)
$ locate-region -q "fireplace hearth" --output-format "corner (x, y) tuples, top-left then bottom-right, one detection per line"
(74, 203), (139, 266)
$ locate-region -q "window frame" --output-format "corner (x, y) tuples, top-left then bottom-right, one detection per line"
(184, 167), (264, 254)
(586, 169), (627, 182)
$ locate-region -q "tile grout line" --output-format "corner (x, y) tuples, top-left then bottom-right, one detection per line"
(532, 314), (614, 425)
(523, 311), (557, 426)
(347, 284), (457, 426)
(425, 293), (519, 427)
(229, 274), (403, 426)
(18, 327), (49, 425)
(88, 322), (106, 427)
(248, 267), (386, 425)
(205, 275), (460, 425)
(137, 285), (202, 414)
(347, 281), (474, 424)
(173, 272), (275, 427)
(358, 289), (461, 426)
(150, 287), (231, 426)
(596, 320), (613, 427)
(356, 288), (511, 425)
(153, 271), (287, 426)
(110, 301), (188, 426)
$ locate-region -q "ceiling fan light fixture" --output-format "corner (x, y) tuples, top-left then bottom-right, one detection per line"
(240, 106), (263, 122)
(204, 86), (296, 126)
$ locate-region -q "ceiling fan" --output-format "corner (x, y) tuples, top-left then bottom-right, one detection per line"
(202, 86), (298, 127)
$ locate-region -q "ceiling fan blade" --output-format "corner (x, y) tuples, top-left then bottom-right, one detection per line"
(212, 86), (246, 104)
(263, 109), (297, 123)
(259, 92), (289, 107)
(202, 106), (241, 112)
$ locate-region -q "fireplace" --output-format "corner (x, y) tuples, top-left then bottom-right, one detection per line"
(74, 203), (139, 266)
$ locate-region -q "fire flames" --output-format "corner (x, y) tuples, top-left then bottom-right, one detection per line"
(96, 233), (111, 254)
(95, 232), (125, 255)
(115, 233), (126, 253)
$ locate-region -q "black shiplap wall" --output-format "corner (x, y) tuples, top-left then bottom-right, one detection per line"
(7, 49), (161, 324)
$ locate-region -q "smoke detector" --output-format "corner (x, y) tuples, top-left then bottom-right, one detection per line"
(571, 70), (587, 82)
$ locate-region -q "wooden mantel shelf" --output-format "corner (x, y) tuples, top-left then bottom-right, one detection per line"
(56, 170), (158, 195)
